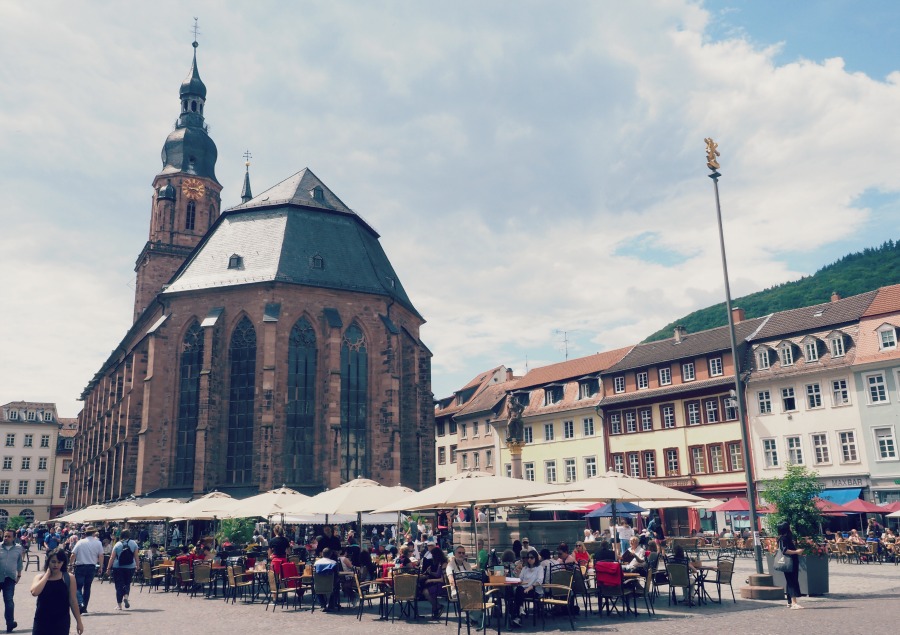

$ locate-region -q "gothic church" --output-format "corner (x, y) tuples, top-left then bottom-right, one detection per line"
(70, 41), (435, 508)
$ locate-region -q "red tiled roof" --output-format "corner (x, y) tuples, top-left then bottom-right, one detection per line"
(455, 381), (517, 418)
(862, 284), (900, 318)
(514, 346), (632, 390)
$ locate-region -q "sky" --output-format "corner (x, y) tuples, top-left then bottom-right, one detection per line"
(2, 0), (900, 417)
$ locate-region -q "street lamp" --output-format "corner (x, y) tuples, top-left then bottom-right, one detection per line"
(705, 138), (764, 574)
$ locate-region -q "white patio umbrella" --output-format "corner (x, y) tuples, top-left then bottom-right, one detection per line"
(54, 504), (109, 523)
(120, 498), (185, 520)
(374, 471), (568, 513)
(90, 501), (144, 522)
(283, 478), (413, 516)
(218, 486), (310, 519)
(888, 509), (900, 518)
(172, 492), (239, 520)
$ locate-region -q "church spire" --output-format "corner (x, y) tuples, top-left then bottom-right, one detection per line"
(241, 151), (253, 203)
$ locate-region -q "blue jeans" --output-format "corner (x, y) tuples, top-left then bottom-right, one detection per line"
(1, 576), (15, 628)
(74, 564), (97, 609)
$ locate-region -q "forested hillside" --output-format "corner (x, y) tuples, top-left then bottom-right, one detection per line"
(644, 241), (900, 342)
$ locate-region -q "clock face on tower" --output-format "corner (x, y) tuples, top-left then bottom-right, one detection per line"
(182, 178), (206, 200)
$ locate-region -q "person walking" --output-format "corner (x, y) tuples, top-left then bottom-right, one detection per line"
(30, 548), (83, 635)
(777, 521), (803, 609)
(0, 529), (23, 633)
(71, 527), (103, 614)
(106, 530), (138, 611)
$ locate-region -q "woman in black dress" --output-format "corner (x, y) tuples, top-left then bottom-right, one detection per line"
(30, 547), (84, 635)
(777, 521), (804, 609)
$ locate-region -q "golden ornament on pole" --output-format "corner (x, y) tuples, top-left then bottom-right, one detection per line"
(704, 137), (720, 170)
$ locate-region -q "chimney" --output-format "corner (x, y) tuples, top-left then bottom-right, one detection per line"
(674, 325), (687, 343)
(831, 291), (841, 303)
(732, 307), (745, 323)
(506, 368), (514, 382)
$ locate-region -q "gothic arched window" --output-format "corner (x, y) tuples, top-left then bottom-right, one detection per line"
(227, 316), (256, 484)
(340, 322), (368, 481)
(286, 317), (317, 484)
(174, 321), (203, 486)
(186, 201), (196, 230)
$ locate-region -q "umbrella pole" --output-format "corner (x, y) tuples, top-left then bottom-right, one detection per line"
(611, 500), (618, 557)
(470, 504), (477, 555)
(486, 506), (491, 555)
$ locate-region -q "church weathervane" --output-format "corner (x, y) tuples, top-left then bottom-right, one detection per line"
(704, 137), (720, 171)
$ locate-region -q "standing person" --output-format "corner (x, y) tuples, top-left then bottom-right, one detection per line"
(267, 525), (290, 577)
(29, 548), (83, 635)
(0, 529), (23, 633)
(647, 514), (665, 551)
(777, 521), (804, 609)
(70, 527), (103, 614)
(170, 525), (181, 547)
(106, 530), (138, 611)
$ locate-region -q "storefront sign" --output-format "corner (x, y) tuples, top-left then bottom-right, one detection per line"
(826, 477), (868, 488)
(0, 499), (34, 505)
(650, 477), (696, 488)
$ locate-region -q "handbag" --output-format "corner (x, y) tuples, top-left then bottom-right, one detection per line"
(774, 547), (794, 573)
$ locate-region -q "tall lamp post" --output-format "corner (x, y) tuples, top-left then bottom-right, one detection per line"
(705, 138), (764, 574)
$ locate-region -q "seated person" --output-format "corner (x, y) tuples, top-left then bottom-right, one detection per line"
(847, 529), (864, 545)
(509, 550), (545, 628)
(556, 542), (577, 566)
(313, 547), (341, 611)
(667, 545), (700, 573)
(144, 543), (161, 561)
(620, 536), (646, 573)
(421, 544), (448, 619)
(445, 545), (472, 595)
(573, 541), (590, 567)
(393, 545), (417, 570)
(593, 540), (617, 564)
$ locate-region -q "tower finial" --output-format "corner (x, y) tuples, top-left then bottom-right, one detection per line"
(192, 17), (200, 47)
(241, 150), (253, 203)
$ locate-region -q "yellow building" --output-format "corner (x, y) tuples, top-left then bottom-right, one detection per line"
(494, 350), (630, 484)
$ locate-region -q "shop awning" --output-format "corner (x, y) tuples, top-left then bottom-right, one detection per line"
(820, 488), (862, 505)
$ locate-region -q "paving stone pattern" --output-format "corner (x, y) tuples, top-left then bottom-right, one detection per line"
(12, 556), (900, 635)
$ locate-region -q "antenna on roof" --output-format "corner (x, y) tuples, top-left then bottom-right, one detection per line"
(555, 329), (580, 360)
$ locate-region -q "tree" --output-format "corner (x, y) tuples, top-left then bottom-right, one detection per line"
(5, 516), (27, 532)
(761, 464), (823, 538)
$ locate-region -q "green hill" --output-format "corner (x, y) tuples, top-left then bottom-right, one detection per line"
(644, 240), (900, 342)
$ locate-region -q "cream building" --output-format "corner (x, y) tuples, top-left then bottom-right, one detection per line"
(746, 291), (876, 505)
(0, 402), (63, 526)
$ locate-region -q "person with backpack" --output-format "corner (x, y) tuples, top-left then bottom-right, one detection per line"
(30, 547), (83, 635)
(106, 529), (138, 611)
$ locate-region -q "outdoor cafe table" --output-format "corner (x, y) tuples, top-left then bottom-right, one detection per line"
(485, 577), (521, 626)
(692, 563), (719, 605)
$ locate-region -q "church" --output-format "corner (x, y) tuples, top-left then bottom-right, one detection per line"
(69, 41), (435, 508)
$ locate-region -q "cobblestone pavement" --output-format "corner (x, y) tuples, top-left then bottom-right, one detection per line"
(11, 556), (900, 635)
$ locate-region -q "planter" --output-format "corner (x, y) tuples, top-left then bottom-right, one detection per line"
(765, 553), (829, 596)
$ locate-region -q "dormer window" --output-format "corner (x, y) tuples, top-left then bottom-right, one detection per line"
(830, 333), (846, 357)
(803, 338), (820, 362)
(228, 254), (244, 269)
(544, 385), (563, 405)
(613, 376), (626, 393)
(7, 411), (17, 421)
(756, 348), (771, 370)
(311, 186), (325, 203)
(878, 324), (898, 350)
(578, 378), (599, 399)
(26, 411), (35, 422)
(43, 412), (52, 422)
(310, 254), (325, 270)
(779, 342), (794, 366)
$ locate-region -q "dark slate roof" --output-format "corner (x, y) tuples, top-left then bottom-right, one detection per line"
(749, 290), (877, 341)
(605, 317), (767, 373)
(163, 170), (421, 318)
(180, 45), (207, 99)
(599, 376), (735, 407)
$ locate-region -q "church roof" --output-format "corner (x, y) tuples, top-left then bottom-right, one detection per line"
(163, 169), (420, 317)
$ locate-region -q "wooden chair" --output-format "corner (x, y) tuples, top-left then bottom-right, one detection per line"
(353, 571), (387, 621)
(280, 561), (308, 610)
(139, 560), (166, 593)
(24, 550), (41, 571)
(452, 571), (499, 635)
(593, 561), (636, 617)
(664, 562), (694, 607)
(266, 569), (297, 611)
(711, 554), (736, 603)
(175, 562), (193, 595)
(192, 562), (213, 598)
(634, 566), (655, 616)
(539, 563), (576, 630)
(389, 571), (420, 621)
(312, 569), (338, 613)
(226, 565), (254, 604)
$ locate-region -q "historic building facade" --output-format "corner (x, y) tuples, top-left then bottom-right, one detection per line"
(70, 42), (433, 508)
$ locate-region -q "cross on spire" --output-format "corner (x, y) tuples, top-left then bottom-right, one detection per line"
(243, 149), (252, 167)
(192, 17), (200, 45)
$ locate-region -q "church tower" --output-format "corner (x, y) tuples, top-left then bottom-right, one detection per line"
(133, 39), (222, 321)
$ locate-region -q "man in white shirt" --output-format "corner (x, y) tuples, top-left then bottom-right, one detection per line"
(72, 526), (104, 614)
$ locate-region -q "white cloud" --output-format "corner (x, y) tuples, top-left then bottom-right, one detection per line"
(1, 0), (899, 413)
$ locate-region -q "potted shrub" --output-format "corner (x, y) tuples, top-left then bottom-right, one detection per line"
(760, 464), (830, 596)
